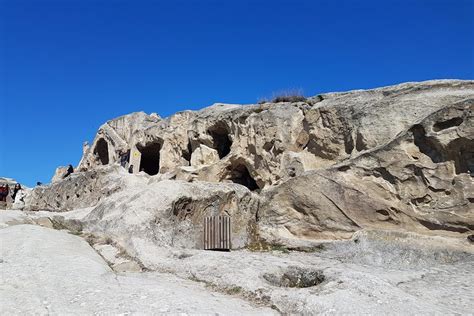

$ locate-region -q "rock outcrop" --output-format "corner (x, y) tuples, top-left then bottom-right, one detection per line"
(0, 178), (28, 210)
(2, 211), (472, 314)
(22, 80), (474, 248)
(0, 224), (274, 315)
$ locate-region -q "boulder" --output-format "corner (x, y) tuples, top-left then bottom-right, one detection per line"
(76, 177), (258, 250)
(51, 166), (69, 183)
(190, 144), (220, 167)
(259, 97), (474, 243)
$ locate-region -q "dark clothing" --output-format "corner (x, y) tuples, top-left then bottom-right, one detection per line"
(0, 185), (8, 202)
(120, 151), (130, 168)
(12, 187), (19, 201)
(64, 165), (74, 178)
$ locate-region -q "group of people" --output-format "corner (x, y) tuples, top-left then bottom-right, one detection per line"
(0, 183), (23, 204)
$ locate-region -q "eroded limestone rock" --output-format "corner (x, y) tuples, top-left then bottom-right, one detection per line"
(190, 144), (220, 167)
(22, 80), (474, 247)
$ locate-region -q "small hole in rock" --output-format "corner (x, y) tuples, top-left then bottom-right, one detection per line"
(468, 235), (474, 243)
(433, 117), (463, 132)
(338, 166), (350, 172)
(263, 267), (325, 288)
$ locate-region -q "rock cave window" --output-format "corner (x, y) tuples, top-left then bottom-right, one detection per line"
(411, 125), (444, 163)
(227, 163), (259, 191)
(137, 142), (161, 175)
(447, 139), (474, 175)
(433, 117), (463, 132)
(94, 138), (109, 165)
(208, 123), (232, 159)
(412, 125), (474, 175)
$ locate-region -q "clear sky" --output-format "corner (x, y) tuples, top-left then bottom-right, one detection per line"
(1, 0), (473, 187)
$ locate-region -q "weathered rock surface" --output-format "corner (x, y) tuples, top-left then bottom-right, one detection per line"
(81, 176), (259, 250)
(0, 223), (274, 315)
(23, 79), (473, 246)
(3, 80), (474, 314)
(25, 166), (125, 212)
(25, 165), (259, 249)
(51, 166), (70, 183)
(259, 92), (473, 244)
(1, 213), (472, 314)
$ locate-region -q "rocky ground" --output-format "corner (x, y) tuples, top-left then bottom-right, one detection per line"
(1, 209), (472, 315)
(0, 218), (275, 315)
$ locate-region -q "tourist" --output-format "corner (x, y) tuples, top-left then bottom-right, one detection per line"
(120, 150), (130, 168)
(0, 184), (9, 202)
(11, 183), (27, 210)
(11, 184), (21, 202)
(63, 164), (74, 178)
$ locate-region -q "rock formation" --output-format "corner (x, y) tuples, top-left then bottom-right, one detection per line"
(19, 80), (473, 250)
(3, 79), (474, 314)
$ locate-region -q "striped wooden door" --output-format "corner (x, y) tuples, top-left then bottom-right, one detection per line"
(203, 216), (231, 250)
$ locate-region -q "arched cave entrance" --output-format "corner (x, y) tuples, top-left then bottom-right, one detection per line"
(137, 142), (161, 175)
(226, 163), (259, 191)
(94, 138), (109, 165)
(208, 123), (232, 159)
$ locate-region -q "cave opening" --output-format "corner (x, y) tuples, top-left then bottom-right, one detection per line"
(433, 117), (463, 132)
(94, 138), (109, 165)
(137, 142), (161, 175)
(181, 141), (193, 164)
(411, 125), (444, 163)
(227, 163), (259, 191)
(447, 139), (474, 175)
(411, 125), (474, 176)
(208, 123), (232, 159)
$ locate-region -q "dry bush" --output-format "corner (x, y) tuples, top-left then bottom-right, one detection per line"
(258, 89), (307, 104)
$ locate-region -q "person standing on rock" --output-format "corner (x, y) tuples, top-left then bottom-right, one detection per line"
(63, 164), (74, 178)
(11, 184), (27, 210)
(11, 184), (21, 202)
(0, 184), (9, 202)
(119, 150), (130, 168)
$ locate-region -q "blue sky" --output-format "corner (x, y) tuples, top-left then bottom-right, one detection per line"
(1, 0), (473, 186)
